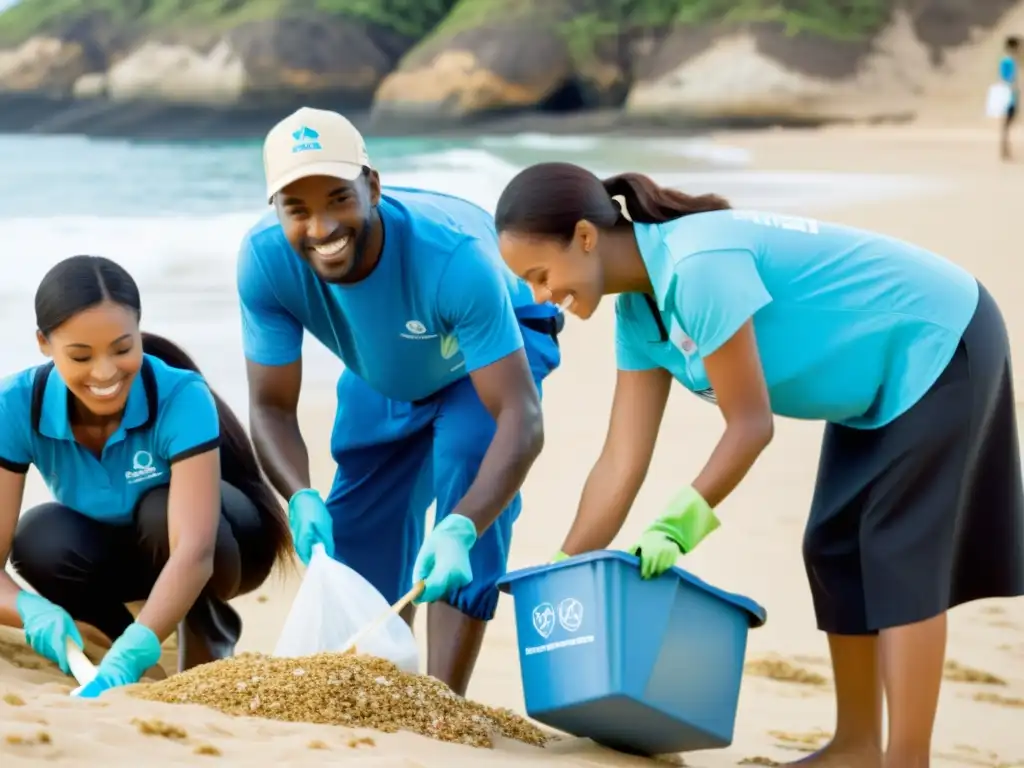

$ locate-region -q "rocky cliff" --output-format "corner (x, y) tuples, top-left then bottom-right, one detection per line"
(0, 0), (1019, 137)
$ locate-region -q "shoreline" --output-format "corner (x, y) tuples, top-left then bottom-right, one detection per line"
(0, 93), (919, 141)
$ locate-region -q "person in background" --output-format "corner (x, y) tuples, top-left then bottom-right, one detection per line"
(1000, 35), (1020, 160)
(0, 256), (291, 697)
(238, 108), (561, 696)
(493, 162), (1024, 768)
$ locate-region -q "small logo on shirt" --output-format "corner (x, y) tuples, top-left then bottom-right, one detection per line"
(401, 320), (438, 340)
(669, 318), (698, 356)
(440, 334), (460, 360)
(125, 450), (164, 485)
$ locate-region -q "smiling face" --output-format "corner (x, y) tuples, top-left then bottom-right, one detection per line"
(275, 172), (382, 284)
(37, 300), (144, 418)
(499, 221), (606, 320)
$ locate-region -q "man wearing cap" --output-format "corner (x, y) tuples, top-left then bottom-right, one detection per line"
(237, 107), (562, 693)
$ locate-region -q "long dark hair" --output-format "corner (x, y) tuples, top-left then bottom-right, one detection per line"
(35, 255), (293, 568)
(495, 161), (731, 242)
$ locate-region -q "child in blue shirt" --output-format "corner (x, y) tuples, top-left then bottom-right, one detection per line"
(0, 256), (291, 696)
(494, 162), (1024, 768)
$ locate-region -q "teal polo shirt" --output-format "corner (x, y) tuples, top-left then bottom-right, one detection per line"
(0, 354), (220, 523)
(614, 210), (978, 429)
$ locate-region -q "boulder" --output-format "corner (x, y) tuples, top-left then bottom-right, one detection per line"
(0, 36), (89, 92)
(374, 21), (577, 120)
(102, 16), (402, 107)
(625, 0), (1022, 123)
(0, 11), (137, 94)
(371, 0), (641, 124)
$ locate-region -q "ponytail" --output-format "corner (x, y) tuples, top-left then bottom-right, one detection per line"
(601, 172), (731, 224)
(141, 332), (293, 570)
(495, 162), (731, 242)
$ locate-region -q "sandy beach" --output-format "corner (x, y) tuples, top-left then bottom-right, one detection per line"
(2, 123), (1023, 767)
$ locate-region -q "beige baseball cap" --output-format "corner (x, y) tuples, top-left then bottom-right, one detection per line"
(263, 107), (371, 201)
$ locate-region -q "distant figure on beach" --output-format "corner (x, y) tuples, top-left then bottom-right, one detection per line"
(494, 162), (1024, 768)
(237, 107), (561, 695)
(0, 256), (290, 697)
(1000, 35), (1020, 160)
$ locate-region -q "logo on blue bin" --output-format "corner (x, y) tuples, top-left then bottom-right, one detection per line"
(558, 597), (583, 632)
(532, 602), (555, 639)
(524, 596), (594, 656)
(291, 126), (321, 153)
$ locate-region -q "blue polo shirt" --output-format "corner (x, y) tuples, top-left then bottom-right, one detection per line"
(0, 355), (220, 523)
(1001, 55), (1019, 106)
(615, 209), (979, 429)
(238, 185), (552, 403)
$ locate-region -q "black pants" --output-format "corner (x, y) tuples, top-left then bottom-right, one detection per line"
(10, 481), (275, 655)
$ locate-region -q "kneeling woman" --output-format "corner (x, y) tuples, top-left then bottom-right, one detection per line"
(494, 163), (1024, 768)
(0, 255), (291, 697)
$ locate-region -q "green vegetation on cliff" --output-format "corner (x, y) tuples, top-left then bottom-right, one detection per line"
(671, 0), (892, 41)
(404, 0), (893, 70)
(0, 0), (457, 45)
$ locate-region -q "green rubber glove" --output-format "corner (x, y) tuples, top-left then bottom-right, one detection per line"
(16, 591), (84, 675)
(288, 489), (335, 566)
(628, 485), (720, 579)
(551, 551), (570, 563)
(412, 514), (478, 604)
(74, 623), (162, 698)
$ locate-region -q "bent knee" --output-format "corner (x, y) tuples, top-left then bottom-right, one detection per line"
(11, 503), (86, 576)
(447, 583), (501, 622)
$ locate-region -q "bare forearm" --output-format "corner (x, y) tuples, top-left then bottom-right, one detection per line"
(451, 407), (543, 534)
(250, 406), (311, 500)
(0, 572), (26, 629)
(692, 420), (772, 508)
(135, 550), (213, 641)
(562, 455), (644, 555)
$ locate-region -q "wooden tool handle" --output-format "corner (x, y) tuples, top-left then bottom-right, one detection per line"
(340, 580), (424, 655)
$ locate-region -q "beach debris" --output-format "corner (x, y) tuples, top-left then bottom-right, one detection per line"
(131, 652), (551, 749)
(193, 743), (221, 756)
(308, 739), (329, 749)
(3, 730), (51, 746)
(943, 661), (1006, 685)
(744, 657), (829, 686)
(132, 718), (188, 740)
(768, 728), (831, 753)
(2, 692), (25, 706)
(738, 758), (782, 766)
(973, 691), (1024, 708)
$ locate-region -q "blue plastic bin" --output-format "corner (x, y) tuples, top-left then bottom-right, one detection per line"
(496, 550), (767, 756)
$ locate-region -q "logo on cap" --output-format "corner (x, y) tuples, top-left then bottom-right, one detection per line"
(291, 126), (321, 154)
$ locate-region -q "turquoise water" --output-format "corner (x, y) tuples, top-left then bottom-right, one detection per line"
(0, 131), (935, 413)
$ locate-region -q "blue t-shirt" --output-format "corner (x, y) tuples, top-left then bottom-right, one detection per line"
(615, 210), (979, 429)
(0, 354), (220, 523)
(1001, 55), (1018, 106)
(238, 186), (544, 403)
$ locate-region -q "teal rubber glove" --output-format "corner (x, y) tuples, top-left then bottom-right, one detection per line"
(629, 485), (721, 579)
(412, 514), (477, 604)
(74, 623), (162, 698)
(16, 591), (84, 675)
(288, 488), (335, 566)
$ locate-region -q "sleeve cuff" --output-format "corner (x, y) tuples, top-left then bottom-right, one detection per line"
(168, 437), (220, 465)
(0, 456), (29, 474)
